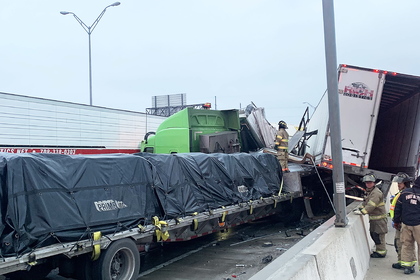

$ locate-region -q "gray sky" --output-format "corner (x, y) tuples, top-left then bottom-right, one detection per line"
(1, 1), (419, 126)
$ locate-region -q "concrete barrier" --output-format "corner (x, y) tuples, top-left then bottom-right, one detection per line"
(250, 202), (374, 280)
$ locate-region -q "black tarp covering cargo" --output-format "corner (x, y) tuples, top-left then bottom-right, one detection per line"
(136, 153), (208, 218)
(137, 152), (283, 218)
(0, 153), (161, 257)
(0, 152), (282, 257)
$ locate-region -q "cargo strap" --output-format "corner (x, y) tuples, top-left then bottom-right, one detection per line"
(152, 216), (169, 241)
(192, 219), (199, 231)
(249, 200), (254, 215)
(219, 206), (227, 227)
(137, 224), (145, 233)
(91, 231), (102, 261)
(278, 177), (284, 196)
(191, 212), (199, 231)
(27, 253), (37, 266)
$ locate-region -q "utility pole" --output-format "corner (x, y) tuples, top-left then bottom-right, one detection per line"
(322, 0), (348, 227)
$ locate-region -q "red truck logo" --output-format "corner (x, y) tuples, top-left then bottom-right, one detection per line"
(342, 82), (374, 100)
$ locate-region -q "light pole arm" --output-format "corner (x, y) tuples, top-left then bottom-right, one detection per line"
(71, 13), (90, 34)
(91, 2), (120, 33)
(90, 8), (108, 33)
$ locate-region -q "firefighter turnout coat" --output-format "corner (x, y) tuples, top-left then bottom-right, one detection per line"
(361, 186), (388, 234)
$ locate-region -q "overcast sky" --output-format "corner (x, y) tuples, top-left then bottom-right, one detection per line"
(1, 1), (419, 126)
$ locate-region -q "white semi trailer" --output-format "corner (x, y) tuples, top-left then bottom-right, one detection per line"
(0, 92), (165, 154)
(300, 64), (420, 196)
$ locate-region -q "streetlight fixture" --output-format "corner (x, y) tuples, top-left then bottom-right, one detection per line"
(302, 102), (316, 110)
(60, 2), (121, 106)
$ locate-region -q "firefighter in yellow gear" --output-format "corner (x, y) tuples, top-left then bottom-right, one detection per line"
(389, 172), (413, 269)
(274, 120), (289, 172)
(359, 174), (388, 258)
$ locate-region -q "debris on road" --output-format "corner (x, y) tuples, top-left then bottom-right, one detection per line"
(261, 255), (273, 264)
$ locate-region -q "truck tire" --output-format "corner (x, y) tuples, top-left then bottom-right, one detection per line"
(92, 238), (140, 280)
(5, 262), (52, 280)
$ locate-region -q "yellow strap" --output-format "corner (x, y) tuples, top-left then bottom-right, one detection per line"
(249, 200), (254, 215)
(138, 224), (145, 232)
(221, 210), (227, 222)
(155, 229), (162, 241)
(91, 231), (102, 261)
(161, 230), (170, 241)
(192, 219), (198, 231)
(153, 216), (170, 241)
(152, 216), (160, 227)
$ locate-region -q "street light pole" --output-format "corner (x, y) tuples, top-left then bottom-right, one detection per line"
(60, 2), (121, 106)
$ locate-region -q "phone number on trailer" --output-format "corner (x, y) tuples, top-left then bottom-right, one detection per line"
(0, 148), (77, 155)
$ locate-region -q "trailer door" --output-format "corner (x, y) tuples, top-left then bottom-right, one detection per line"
(329, 66), (384, 168)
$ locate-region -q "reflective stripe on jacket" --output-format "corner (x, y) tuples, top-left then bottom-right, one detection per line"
(389, 192), (402, 219)
(274, 128), (289, 150)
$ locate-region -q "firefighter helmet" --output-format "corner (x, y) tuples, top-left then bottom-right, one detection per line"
(278, 120), (288, 129)
(392, 172), (412, 183)
(362, 174), (376, 183)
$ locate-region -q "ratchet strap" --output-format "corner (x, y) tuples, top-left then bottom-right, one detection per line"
(152, 216), (169, 241)
(91, 231), (102, 261)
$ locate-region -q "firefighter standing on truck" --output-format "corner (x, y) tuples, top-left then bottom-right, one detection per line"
(393, 176), (420, 275)
(358, 174), (388, 258)
(275, 120), (289, 172)
(389, 172), (413, 270)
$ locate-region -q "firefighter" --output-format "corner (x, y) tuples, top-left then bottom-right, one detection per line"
(274, 120), (289, 172)
(389, 172), (413, 269)
(393, 176), (420, 275)
(359, 174), (388, 258)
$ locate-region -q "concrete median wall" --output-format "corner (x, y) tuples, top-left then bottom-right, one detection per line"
(250, 202), (374, 280)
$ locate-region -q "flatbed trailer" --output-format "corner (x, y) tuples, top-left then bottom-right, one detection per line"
(0, 190), (302, 277)
(0, 152), (308, 280)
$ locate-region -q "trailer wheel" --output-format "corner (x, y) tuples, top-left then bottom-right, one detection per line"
(92, 238), (140, 280)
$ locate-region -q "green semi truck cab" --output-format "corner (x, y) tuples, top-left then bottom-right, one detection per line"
(141, 108), (241, 154)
